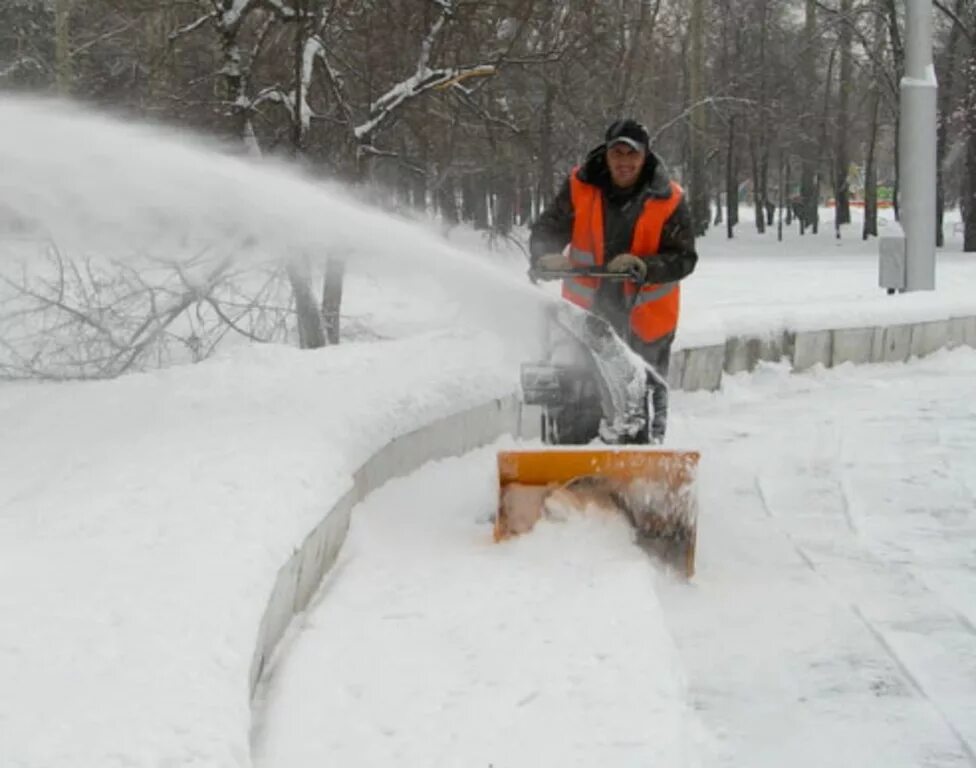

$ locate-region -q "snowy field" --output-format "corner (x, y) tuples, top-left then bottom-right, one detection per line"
(2, 99), (976, 767)
(251, 349), (976, 768)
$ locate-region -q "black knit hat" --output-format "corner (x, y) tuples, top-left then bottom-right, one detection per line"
(604, 118), (650, 152)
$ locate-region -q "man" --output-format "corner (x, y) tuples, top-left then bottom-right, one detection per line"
(529, 118), (698, 443)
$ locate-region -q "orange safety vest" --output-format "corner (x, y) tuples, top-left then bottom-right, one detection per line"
(563, 169), (684, 344)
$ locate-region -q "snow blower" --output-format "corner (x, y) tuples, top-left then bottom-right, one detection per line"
(495, 268), (700, 577)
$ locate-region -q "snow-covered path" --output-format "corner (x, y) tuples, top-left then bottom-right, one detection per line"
(661, 349), (976, 767)
(251, 446), (706, 767)
(253, 349), (976, 768)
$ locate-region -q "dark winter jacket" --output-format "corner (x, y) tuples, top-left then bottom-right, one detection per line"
(529, 145), (698, 332)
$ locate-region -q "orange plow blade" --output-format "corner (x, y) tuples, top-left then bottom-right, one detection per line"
(496, 448), (700, 577)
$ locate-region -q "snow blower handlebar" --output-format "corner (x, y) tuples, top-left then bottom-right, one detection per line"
(528, 266), (650, 285)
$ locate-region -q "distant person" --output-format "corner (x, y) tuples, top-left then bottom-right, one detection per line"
(528, 118), (698, 443)
(790, 195), (804, 225)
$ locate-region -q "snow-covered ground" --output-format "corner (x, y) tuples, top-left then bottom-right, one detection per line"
(0, 334), (518, 768)
(662, 350), (976, 767)
(677, 216), (976, 347)
(250, 348), (976, 768)
(251, 445), (707, 767)
(3, 98), (976, 768)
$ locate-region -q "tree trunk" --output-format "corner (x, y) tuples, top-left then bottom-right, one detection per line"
(517, 171), (533, 226)
(288, 258), (326, 349)
(463, 173), (490, 230)
(883, 0), (904, 222)
(811, 46), (837, 237)
(863, 89), (881, 240)
(143, 7), (174, 108)
(292, 2), (310, 155)
(863, 6), (886, 240)
(288, 0), (329, 349)
(965, 43), (976, 252)
(688, 0), (709, 235)
(219, 26), (256, 151)
(785, 158), (793, 226)
(538, 82), (555, 208)
(776, 148), (784, 241)
(493, 172), (516, 236)
(54, 0), (72, 94)
(751, 133), (765, 234)
(756, 0), (771, 229)
(936, 0), (964, 248)
(726, 117), (737, 238)
(762, 147), (773, 226)
(319, 144), (370, 348)
(834, 0), (853, 235)
(321, 255), (345, 345)
(437, 175), (459, 225)
(799, 0), (818, 235)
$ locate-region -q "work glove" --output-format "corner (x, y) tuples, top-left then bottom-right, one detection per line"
(536, 252), (572, 271)
(606, 253), (647, 281)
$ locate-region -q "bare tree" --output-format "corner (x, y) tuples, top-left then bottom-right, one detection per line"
(798, 0), (820, 235)
(688, 0), (710, 235)
(833, 0), (854, 235)
(0, 247), (299, 380)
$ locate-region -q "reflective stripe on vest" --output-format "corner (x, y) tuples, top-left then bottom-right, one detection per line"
(563, 278), (597, 305)
(631, 281), (677, 308)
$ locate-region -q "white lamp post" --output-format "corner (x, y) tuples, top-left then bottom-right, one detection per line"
(881, 0), (938, 292)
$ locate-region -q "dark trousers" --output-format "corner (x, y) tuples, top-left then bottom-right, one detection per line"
(631, 332), (675, 443)
(597, 304), (675, 444)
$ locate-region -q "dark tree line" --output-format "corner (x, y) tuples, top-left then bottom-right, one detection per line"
(2, 0), (974, 351)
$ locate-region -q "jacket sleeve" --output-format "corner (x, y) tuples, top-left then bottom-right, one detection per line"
(528, 177), (574, 267)
(647, 197), (698, 283)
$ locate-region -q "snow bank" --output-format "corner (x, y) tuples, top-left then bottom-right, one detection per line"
(0, 333), (518, 768)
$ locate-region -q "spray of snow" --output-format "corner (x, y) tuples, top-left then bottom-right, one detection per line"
(0, 97), (548, 353)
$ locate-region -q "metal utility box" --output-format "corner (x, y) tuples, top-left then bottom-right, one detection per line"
(879, 225), (907, 292)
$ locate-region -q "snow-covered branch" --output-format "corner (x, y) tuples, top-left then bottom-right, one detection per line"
(218, 0), (254, 28)
(650, 97), (757, 143)
(369, 1), (452, 117)
(229, 0), (296, 26)
(354, 64), (495, 141)
(298, 35), (327, 133)
(0, 247), (295, 380)
(169, 12), (214, 41)
(172, 0), (296, 41)
(351, 0), (494, 141)
(252, 86), (295, 119)
(450, 87), (522, 134)
(0, 57), (45, 80)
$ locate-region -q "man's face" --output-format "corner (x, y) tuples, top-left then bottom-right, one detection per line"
(606, 142), (646, 189)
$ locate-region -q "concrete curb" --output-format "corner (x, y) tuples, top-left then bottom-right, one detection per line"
(676, 313), (976, 388)
(249, 394), (525, 696)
